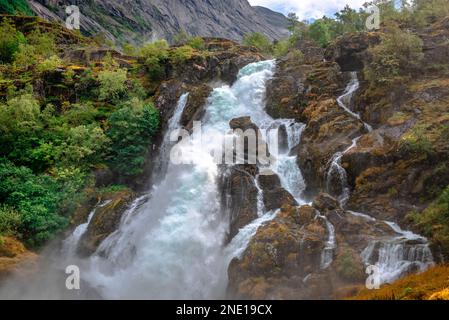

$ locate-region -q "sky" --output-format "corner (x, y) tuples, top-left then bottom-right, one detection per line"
(248, 0), (368, 20)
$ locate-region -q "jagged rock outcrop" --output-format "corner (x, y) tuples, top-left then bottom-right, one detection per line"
(28, 0), (289, 44)
(227, 194), (399, 299)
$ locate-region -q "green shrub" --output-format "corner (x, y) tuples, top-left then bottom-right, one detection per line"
(0, 205), (21, 236)
(106, 99), (159, 176)
(26, 29), (56, 59)
(308, 20), (332, 48)
(173, 30), (189, 46)
(98, 68), (128, 102)
(37, 55), (62, 73)
(0, 159), (73, 246)
(399, 125), (434, 157)
(242, 32), (273, 55)
(365, 25), (424, 86)
(13, 43), (37, 69)
(0, 18), (26, 64)
(187, 36), (205, 50)
(140, 40), (169, 79)
(273, 39), (293, 58)
(410, 185), (449, 256)
(170, 45), (194, 64)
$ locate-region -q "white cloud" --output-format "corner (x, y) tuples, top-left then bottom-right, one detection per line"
(249, 0), (368, 20)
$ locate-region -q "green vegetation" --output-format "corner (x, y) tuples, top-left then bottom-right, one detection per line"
(410, 186), (449, 256)
(0, 19), (162, 247)
(106, 99), (159, 176)
(364, 25), (424, 86)
(0, 0), (34, 15)
(243, 32), (273, 54)
(0, 18), (26, 64)
(399, 125), (434, 157)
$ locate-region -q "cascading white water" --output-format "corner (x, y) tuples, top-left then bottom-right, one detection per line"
(330, 72), (434, 284)
(337, 72), (372, 133)
(326, 137), (360, 205)
(318, 214), (337, 269)
(351, 212), (434, 285)
(153, 93), (190, 180)
(58, 60), (308, 299)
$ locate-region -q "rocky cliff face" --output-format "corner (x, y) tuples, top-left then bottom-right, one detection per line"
(227, 17), (449, 299)
(27, 0), (289, 44)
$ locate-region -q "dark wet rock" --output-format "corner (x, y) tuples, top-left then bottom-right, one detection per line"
(220, 165), (259, 242)
(313, 193), (341, 213)
(228, 205), (329, 299)
(180, 84), (213, 131)
(77, 190), (136, 257)
(325, 32), (381, 71)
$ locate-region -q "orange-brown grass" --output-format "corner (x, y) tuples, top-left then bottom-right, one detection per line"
(348, 265), (449, 300)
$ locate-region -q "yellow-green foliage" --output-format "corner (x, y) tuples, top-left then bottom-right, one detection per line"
(186, 36), (205, 51)
(243, 32), (273, 55)
(170, 45), (194, 64)
(410, 186), (449, 255)
(98, 68), (128, 102)
(37, 55), (62, 73)
(140, 39), (169, 78)
(365, 25), (424, 86)
(0, 205), (21, 237)
(399, 125), (434, 157)
(350, 265), (449, 300)
(0, 18), (26, 64)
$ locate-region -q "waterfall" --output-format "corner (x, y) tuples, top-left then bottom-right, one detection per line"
(318, 214), (337, 269)
(325, 72), (434, 281)
(336, 72), (372, 132)
(53, 59), (306, 299)
(153, 93), (190, 181)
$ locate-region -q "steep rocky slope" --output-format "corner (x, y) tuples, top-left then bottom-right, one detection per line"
(228, 17), (449, 299)
(26, 0), (289, 44)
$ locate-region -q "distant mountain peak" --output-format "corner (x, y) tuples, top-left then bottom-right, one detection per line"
(26, 0), (289, 44)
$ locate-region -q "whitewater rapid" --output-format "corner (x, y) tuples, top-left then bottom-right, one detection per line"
(66, 60), (306, 299)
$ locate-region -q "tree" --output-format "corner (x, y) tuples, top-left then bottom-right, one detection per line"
(308, 20), (332, 47)
(0, 18), (26, 64)
(287, 12), (300, 33)
(242, 32), (272, 55)
(98, 68), (128, 102)
(106, 100), (159, 176)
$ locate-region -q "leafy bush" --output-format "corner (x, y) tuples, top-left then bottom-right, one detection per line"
(0, 159), (74, 246)
(98, 68), (128, 102)
(37, 55), (62, 73)
(26, 29), (56, 59)
(173, 30), (189, 46)
(170, 45), (194, 64)
(308, 20), (332, 47)
(187, 36), (205, 50)
(410, 185), (449, 257)
(273, 39), (293, 58)
(0, 205), (21, 237)
(242, 32), (273, 55)
(0, 18), (26, 64)
(399, 125), (434, 157)
(365, 25), (424, 86)
(13, 43), (37, 69)
(140, 40), (169, 79)
(106, 99), (159, 176)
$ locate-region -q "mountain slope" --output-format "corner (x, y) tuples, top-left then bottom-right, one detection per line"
(26, 0), (289, 44)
